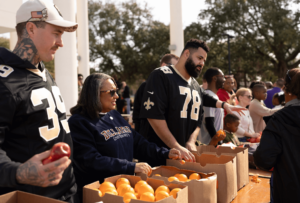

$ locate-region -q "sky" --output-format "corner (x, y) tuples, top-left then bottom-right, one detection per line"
(109, 0), (207, 28)
(0, 0), (207, 38)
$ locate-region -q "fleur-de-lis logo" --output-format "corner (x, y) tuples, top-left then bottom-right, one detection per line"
(144, 98), (154, 110)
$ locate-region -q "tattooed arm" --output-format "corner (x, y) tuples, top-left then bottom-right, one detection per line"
(16, 150), (71, 187)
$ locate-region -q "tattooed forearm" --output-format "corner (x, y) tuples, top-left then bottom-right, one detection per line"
(16, 161), (45, 186)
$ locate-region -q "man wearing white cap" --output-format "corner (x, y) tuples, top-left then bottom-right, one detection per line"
(0, 0), (78, 202)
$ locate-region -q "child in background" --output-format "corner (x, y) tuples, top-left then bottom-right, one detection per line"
(249, 84), (282, 133)
(272, 92), (285, 109)
(223, 114), (241, 146)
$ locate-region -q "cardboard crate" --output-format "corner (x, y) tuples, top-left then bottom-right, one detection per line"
(167, 153), (237, 203)
(138, 165), (217, 203)
(83, 174), (188, 203)
(194, 145), (249, 190)
(0, 191), (65, 203)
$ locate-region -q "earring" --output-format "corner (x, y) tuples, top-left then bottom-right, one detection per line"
(289, 93), (292, 95)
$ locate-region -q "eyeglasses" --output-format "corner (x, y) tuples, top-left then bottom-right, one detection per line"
(286, 69), (292, 81)
(100, 88), (118, 97)
(243, 95), (252, 99)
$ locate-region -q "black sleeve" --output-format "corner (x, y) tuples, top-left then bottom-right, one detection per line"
(132, 128), (169, 164)
(205, 117), (217, 138)
(253, 117), (282, 171)
(122, 86), (130, 98)
(132, 82), (146, 124)
(140, 70), (168, 120)
(0, 81), (22, 188)
(202, 90), (218, 108)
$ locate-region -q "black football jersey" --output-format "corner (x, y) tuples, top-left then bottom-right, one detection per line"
(0, 48), (76, 200)
(139, 65), (203, 148)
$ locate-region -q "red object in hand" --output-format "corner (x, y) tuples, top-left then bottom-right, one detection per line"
(248, 137), (257, 143)
(255, 137), (261, 142)
(42, 142), (71, 165)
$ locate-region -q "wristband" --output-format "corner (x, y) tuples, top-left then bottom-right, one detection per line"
(221, 102), (226, 109)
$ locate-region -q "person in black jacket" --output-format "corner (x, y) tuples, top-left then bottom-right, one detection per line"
(254, 68), (300, 203)
(68, 73), (180, 202)
(0, 0), (78, 202)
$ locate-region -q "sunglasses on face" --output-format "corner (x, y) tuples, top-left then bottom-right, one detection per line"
(100, 88), (119, 97)
(244, 95), (252, 99)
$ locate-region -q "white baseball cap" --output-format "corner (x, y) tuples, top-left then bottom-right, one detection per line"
(16, 0), (78, 32)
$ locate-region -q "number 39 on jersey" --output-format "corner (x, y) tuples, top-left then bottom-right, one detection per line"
(179, 86), (201, 120)
(31, 86), (70, 142)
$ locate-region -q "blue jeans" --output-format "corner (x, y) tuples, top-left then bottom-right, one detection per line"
(238, 137), (247, 142)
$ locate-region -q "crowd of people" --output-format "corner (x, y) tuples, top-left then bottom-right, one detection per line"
(0, 1), (299, 203)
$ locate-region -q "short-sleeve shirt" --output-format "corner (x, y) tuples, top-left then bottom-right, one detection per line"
(200, 90), (224, 144)
(139, 65), (202, 148)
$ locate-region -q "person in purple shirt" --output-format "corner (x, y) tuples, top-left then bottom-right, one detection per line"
(264, 78), (284, 108)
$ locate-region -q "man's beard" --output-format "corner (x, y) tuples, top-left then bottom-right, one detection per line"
(185, 57), (202, 78)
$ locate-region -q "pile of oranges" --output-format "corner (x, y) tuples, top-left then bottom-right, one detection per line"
(167, 173), (201, 182)
(95, 177), (182, 202)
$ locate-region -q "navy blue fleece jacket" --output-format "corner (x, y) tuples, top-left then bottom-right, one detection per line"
(68, 110), (169, 191)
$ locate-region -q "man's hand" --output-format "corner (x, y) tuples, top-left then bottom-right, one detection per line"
(16, 150), (71, 187)
(134, 162), (152, 175)
(224, 103), (246, 116)
(185, 141), (197, 152)
(209, 132), (226, 146)
(168, 148), (181, 160)
(174, 145), (195, 162)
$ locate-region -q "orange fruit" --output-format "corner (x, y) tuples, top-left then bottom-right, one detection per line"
(174, 174), (181, 178)
(123, 192), (137, 203)
(138, 184), (154, 195)
(99, 181), (116, 193)
(140, 192), (155, 202)
(155, 191), (169, 201)
(116, 178), (130, 189)
(155, 185), (170, 195)
(176, 174), (188, 182)
(216, 130), (226, 137)
(117, 184), (135, 197)
(180, 160), (185, 164)
(102, 188), (118, 196)
(168, 176), (179, 182)
(189, 173), (201, 180)
(170, 188), (181, 199)
(134, 180), (148, 192)
(135, 192), (140, 199)
(154, 174), (161, 177)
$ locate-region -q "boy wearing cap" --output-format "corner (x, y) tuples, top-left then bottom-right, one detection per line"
(0, 0), (78, 202)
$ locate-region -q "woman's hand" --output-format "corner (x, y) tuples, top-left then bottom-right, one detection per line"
(224, 103), (246, 116)
(168, 148), (181, 160)
(134, 162), (152, 175)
